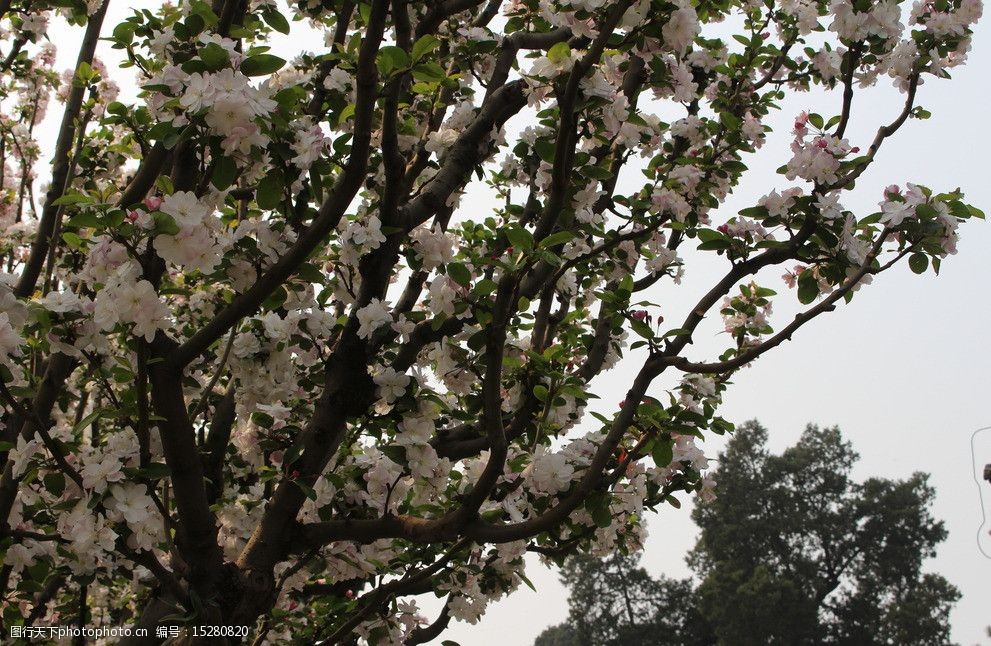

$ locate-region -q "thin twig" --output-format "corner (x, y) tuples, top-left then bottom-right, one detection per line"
(188, 326), (237, 422)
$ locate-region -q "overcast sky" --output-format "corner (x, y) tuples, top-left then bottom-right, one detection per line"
(38, 3), (991, 644)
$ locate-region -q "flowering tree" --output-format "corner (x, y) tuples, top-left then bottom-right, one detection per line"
(0, 0), (983, 642)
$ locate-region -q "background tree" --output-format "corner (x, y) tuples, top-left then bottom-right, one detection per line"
(0, 0), (982, 643)
(536, 553), (710, 646)
(537, 421), (959, 646)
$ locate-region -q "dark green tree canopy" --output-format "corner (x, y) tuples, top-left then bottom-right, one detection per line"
(534, 553), (708, 646)
(536, 421), (959, 646)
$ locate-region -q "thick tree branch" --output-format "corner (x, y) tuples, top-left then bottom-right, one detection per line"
(15, 1), (108, 298)
(146, 335), (224, 598)
(173, 2), (388, 368)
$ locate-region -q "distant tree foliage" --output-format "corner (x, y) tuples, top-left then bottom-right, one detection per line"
(536, 421), (959, 646)
(535, 553), (708, 646)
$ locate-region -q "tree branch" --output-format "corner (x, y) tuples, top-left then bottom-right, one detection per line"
(15, 1), (108, 298)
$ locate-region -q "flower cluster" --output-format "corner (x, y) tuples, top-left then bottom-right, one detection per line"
(153, 191), (230, 273)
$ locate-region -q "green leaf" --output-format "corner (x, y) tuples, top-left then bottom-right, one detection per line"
(474, 278), (498, 297)
(211, 155), (237, 190)
(66, 212), (103, 229)
(337, 104), (357, 125)
(256, 171), (284, 211)
(140, 462), (171, 480)
(446, 262), (472, 287)
(261, 6), (291, 34)
(74, 61), (95, 86)
(412, 35), (440, 61)
(698, 239), (731, 251)
(112, 22), (135, 46)
(547, 41), (571, 65)
(947, 200), (970, 220)
(381, 445), (407, 466)
(179, 14), (204, 40)
(412, 62), (446, 83)
(153, 212), (180, 236)
(61, 232), (84, 250)
(262, 285), (288, 310)
(377, 46), (410, 76)
(357, 2), (371, 23)
(651, 439), (673, 468)
(534, 139), (556, 163)
(581, 165), (613, 181)
(240, 54), (286, 76)
(189, 0), (219, 27)
(915, 203), (939, 220)
(618, 274), (634, 297)
(719, 111), (741, 130)
(533, 384), (549, 402)
(43, 472), (65, 497)
(585, 493), (613, 528)
(410, 81), (439, 95)
(198, 42), (230, 71)
(908, 253), (929, 274)
(539, 231), (574, 249)
(156, 176), (174, 195)
(467, 329), (487, 351)
(51, 193), (93, 207)
(73, 409), (104, 435)
(631, 319), (654, 340)
(697, 228), (726, 242)
(297, 262), (326, 284)
(797, 272), (818, 305)
(505, 227), (534, 252)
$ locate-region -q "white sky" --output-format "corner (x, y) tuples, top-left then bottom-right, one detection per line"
(36, 3), (991, 644)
